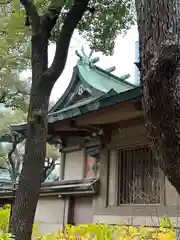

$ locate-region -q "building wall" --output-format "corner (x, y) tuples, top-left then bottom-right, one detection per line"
(64, 150), (84, 180)
(94, 123), (180, 227)
(34, 196), (69, 234)
(35, 122), (180, 232)
(34, 148), (90, 234)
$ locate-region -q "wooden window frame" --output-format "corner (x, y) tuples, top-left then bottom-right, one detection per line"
(107, 144), (165, 207)
(116, 145), (165, 206)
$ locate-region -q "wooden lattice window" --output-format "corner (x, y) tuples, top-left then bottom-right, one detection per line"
(118, 146), (161, 205)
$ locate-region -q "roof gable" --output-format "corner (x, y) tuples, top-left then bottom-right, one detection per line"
(50, 48), (136, 113)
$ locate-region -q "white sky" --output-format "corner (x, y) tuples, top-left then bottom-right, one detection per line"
(21, 25), (138, 103)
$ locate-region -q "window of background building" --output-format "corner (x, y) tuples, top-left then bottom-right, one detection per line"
(85, 146), (100, 178)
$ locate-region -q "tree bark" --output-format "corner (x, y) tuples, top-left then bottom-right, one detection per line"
(135, 0), (180, 194)
(10, 33), (50, 240)
(10, 1), (89, 239)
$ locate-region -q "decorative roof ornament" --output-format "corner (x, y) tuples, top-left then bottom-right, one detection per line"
(105, 66), (116, 73)
(91, 57), (99, 64)
(75, 46), (100, 66)
(119, 74), (131, 81)
(75, 46), (129, 78)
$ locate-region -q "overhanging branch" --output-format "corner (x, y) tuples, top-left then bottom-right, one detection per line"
(44, 0), (89, 82)
(20, 0), (40, 33)
(44, 158), (55, 181)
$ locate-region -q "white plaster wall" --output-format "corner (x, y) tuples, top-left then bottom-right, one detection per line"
(34, 197), (65, 234)
(64, 150), (83, 180)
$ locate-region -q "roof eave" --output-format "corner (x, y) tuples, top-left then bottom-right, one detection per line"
(49, 86), (142, 123)
(0, 178), (100, 198)
(5, 87), (142, 134)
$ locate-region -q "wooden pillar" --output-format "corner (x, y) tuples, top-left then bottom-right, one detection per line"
(94, 147), (109, 213)
(82, 147), (86, 179)
(99, 147), (109, 207)
(60, 151), (65, 180)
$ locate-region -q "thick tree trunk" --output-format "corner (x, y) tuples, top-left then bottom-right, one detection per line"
(10, 1), (89, 238)
(10, 93), (49, 240)
(10, 33), (51, 240)
(135, 0), (180, 194)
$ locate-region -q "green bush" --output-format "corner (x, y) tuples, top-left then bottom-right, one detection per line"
(0, 205), (176, 239)
(0, 205), (38, 239)
(34, 220), (175, 239)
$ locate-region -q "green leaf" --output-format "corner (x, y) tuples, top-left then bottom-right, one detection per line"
(12, 0), (20, 12)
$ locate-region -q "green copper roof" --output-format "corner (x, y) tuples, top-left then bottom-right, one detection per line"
(77, 60), (134, 93)
(75, 47), (136, 92)
(50, 48), (137, 113)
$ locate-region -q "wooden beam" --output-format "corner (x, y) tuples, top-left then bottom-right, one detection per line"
(48, 116), (145, 142)
(69, 120), (101, 133)
(53, 130), (94, 138)
(85, 116), (144, 133)
(51, 99), (143, 129)
(109, 116), (145, 130)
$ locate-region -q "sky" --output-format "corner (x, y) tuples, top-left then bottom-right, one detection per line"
(21, 25), (139, 103)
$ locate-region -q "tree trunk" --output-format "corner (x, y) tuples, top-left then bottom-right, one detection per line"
(10, 33), (51, 240)
(10, 1), (89, 238)
(135, 0), (180, 194)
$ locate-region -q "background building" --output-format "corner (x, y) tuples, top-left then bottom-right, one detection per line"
(134, 41), (140, 84)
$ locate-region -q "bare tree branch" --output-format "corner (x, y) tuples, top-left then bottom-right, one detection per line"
(3, 127), (25, 183)
(8, 142), (17, 184)
(20, 0), (40, 33)
(44, 0), (90, 82)
(0, 92), (6, 103)
(44, 158), (55, 181)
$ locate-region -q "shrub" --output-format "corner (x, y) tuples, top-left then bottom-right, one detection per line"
(34, 217), (175, 239)
(0, 205), (176, 239)
(0, 205), (38, 239)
